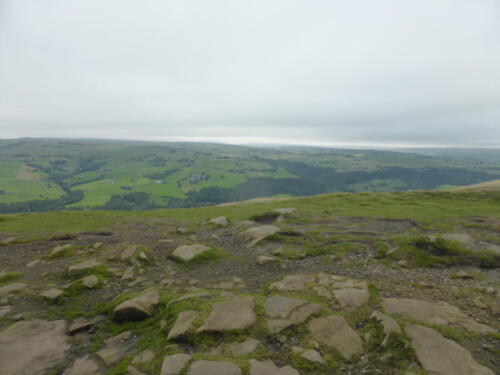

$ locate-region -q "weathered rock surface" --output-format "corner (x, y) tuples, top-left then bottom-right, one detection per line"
(289, 303), (321, 323)
(333, 287), (370, 309)
(249, 359), (300, 375)
(96, 331), (136, 366)
(0, 319), (71, 375)
(49, 244), (72, 257)
(256, 255), (279, 265)
(198, 297), (255, 332)
(264, 295), (307, 318)
(227, 338), (260, 355)
(167, 310), (199, 340)
(301, 349), (325, 364)
(40, 287), (63, 301)
(69, 318), (93, 335)
(207, 216), (229, 226)
(239, 225), (279, 246)
(171, 244), (211, 262)
(382, 298), (494, 334)
(114, 290), (160, 321)
(68, 259), (102, 277)
(406, 324), (495, 375)
(62, 354), (106, 375)
(132, 349), (155, 365)
(309, 315), (363, 360)
(188, 360), (242, 375)
(121, 245), (138, 260)
(83, 274), (99, 288)
(270, 274), (315, 292)
(160, 354), (191, 375)
(0, 282), (27, 297)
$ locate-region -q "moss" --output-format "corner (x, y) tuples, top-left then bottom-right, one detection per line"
(0, 271), (21, 285)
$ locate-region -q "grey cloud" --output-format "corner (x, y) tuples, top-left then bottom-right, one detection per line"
(0, 0), (499, 147)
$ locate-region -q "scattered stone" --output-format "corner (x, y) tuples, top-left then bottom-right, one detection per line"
(0, 305), (12, 317)
(370, 311), (402, 346)
(289, 303), (322, 323)
(127, 365), (146, 375)
(207, 216), (229, 226)
(309, 315), (363, 360)
(301, 349), (326, 365)
(249, 359), (300, 375)
(132, 349), (155, 365)
(40, 288), (63, 302)
(198, 297), (255, 332)
(161, 354), (191, 375)
(256, 255), (279, 265)
(333, 288), (370, 309)
(270, 274), (315, 292)
(69, 318), (93, 335)
(227, 338), (260, 355)
(171, 244), (211, 262)
(0, 282), (27, 297)
(0, 319), (71, 375)
(485, 286), (496, 295)
(96, 331), (136, 366)
(454, 270), (473, 279)
(473, 297), (487, 309)
(239, 225), (280, 246)
(83, 275), (99, 288)
(167, 310), (199, 340)
(49, 244), (72, 257)
(26, 259), (41, 267)
(121, 245), (138, 261)
(406, 324), (495, 375)
(264, 295), (307, 318)
(62, 354), (106, 375)
(267, 319), (294, 334)
(122, 267), (135, 280)
(188, 360), (242, 375)
(67, 259), (102, 277)
(382, 298), (494, 334)
(176, 227), (190, 234)
(397, 260), (408, 267)
(114, 290), (160, 322)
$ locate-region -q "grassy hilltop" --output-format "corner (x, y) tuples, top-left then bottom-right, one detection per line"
(1, 138), (499, 212)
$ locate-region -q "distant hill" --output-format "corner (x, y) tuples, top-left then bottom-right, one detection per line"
(0, 138), (499, 212)
(454, 179), (500, 191)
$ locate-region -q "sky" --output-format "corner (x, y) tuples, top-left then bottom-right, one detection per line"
(0, 0), (499, 148)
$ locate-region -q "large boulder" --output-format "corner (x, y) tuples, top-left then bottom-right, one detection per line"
(198, 297), (255, 332)
(239, 225), (279, 247)
(114, 291), (160, 322)
(308, 315), (363, 360)
(188, 360), (242, 375)
(382, 298), (494, 334)
(406, 324), (494, 375)
(171, 244), (211, 262)
(0, 319), (71, 375)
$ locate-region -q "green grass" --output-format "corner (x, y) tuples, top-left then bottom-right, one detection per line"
(0, 271), (21, 285)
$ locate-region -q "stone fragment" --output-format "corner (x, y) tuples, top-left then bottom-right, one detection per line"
(0, 282), (27, 297)
(69, 318), (93, 335)
(121, 245), (138, 260)
(122, 266), (135, 280)
(49, 244), (72, 257)
(270, 274), (315, 292)
(239, 225), (280, 246)
(171, 244), (211, 262)
(83, 275), (99, 288)
(67, 259), (102, 277)
(114, 290), (160, 322)
(96, 331), (136, 366)
(301, 349), (325, 364)
(0, 319), (70, 375)
(313, 286), (332, 299)
(406, 324), (494, 375)
(454, 270), (473, 279)
(160, 354), (191, 375)
(198, 297), (255, 332)
(289, 303), (322, 323)
(208, 216), (229, 226)
(333, 288), (370, 309)
(188, 360), (242, 375)
(382, 298), (494, 334)
(227, 338), (260, 355)
(264, 295), (307, 318)
(0, 305), (12, 317)
(41, 288), (63, 301)
(370, 310), (401, 346)
(256, 255), (279, 265)
(167, 310), (199, 340)
(309, 315), (363, 360)
(267, 319), (294, 334)
(249, 359), (300, 375)
(62, 354), (106, 375)
(132, 349), (155, 365)
(127, 365), (146, 375)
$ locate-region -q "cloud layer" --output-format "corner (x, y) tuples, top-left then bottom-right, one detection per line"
(1, 0), (499, 147)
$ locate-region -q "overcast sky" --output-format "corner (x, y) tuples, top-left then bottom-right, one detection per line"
(1, 0), (499, 147)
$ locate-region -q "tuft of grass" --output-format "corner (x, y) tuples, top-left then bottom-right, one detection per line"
(0, 271), (21, 285)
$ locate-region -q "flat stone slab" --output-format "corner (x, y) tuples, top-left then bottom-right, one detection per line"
(167, 310), (199, 340)
(96, 331), (136, 366)
(198, 297), (255, 332)
(309, 315), (363, 360)
(62, 354), (106, 375)
(161, 354), (191, 375)
(239, 225), (279, 246)
(172, 244), (211, 262)
(264, 295), (307, 318)
(382, 298), (494, 334)
(270, 274), (316, 292)
(188, 360), (242, 375)
(227, 338), (260, 355)
(0, 319), (71, 375)
(114, 290), (160, 322)
(41, 288), (63, 301)
(406, 324), (495, 375)
(334, 288), (370, 309)
(249, 359), (300, 375)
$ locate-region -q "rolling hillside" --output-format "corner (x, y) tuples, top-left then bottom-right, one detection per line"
(0, 138), (499, 212)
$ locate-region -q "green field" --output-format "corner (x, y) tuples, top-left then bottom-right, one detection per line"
(0, 139), (499, 212)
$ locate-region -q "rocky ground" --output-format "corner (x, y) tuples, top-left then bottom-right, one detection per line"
(0, 207), (499, 375)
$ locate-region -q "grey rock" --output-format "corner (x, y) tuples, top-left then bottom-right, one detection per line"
(160, 354), (191, 375)
(263, 295), (307, 318)
(83, 275), (99, 288)
(188, 360), (242, 375)
(256, 255), (279, 265)
(239, 225), (280, 247)
(207, 216), (229, 226)
(301, 349), (325, 364)
(198, 297), (255, 332)
(167, 310), (199, 340)
(114, 290), (160, 322)
(0, 282), (27, 297)
(62, 354), (106, 375)
(96, 331), (136, 366)
(171, 244), (211, 262)
(289, 303), (322, 323)
(333, 288), (370, 309)
(249, 359), (299, 375)
(267, 319), (294, 334)
(132, 349), (155, 365)
(370, 310), (401, 346)
(69, 318), (93, 335)
(68, 259), (102, 277)
(270, 274), (315, 292)
(40, 288), (63, 301)
(227, 338), (260, 355)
